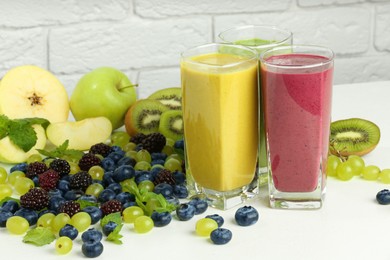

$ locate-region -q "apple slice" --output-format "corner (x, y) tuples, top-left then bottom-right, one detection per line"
(0, 125), (46, 163)
(46, 117), (112, 151)
(0, 65), (69, 123)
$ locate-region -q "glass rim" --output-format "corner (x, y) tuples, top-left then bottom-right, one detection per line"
(218, 24), (293, 48)
(259, 44), (334, 70)
(180, 43), (258, 69)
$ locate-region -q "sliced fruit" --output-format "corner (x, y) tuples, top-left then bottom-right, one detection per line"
(46, 117), (112, 151)
(330, 118), (380, 156)
(0, 125), (46, 163)
(0, 65), (69, 123)
(124, 99), (169, 136)
(147, 87), (182, 110)
(158, 110), (183, 141)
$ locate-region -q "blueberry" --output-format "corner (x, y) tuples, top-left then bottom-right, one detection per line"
(106, 183), (122, 194)
(101, 158), (116, 172)
(154, 183), (174, 197)
(149, 168), (162, 179)
(174, 139), (185, 150)
(107, 151), (124, 163)
(14, 208), (38, 226)
(0, 210), (13, 227)
(113, 165), (135, 182)
(48, 189), (63, 198)
(376, 189), (390, 205)
(135, 171), (153, 184)
(82, 241), (104, 258)
(173, 184), (188, 199)
(110, 146), (124, 154)
(82, 206), (103, 225)
(176, 203), (196, 221)
(32, 176), (39, 187)
(102, 221), (117, 236)
(81, 228), (103, 244)
(151, 152), (167, 161)
(151, 211), (172, 227)
(117, 156), (136, 167)
(135, 144), (143, 151)
(10, 163), (28, 173)
(102, 171), (115, 186)
(151, 159), (165, 166)
(188, 198), (208, 215)
(38, 209), (57, 217)
(235, 205), (259, 226)
(59, 224), (79, 240)
(206, 214), (224, 227)
(115, 192), (135, 205)
(122, 201), (137, 209)
(64, 190), (83, 201)
(210, 228), (232, 245)
(172, 171), (186, 185)
(98, 189), (116, 203)
(165, 196), (180, 207)
(57, 180), (70, 193)
(79, 195), (98, 203)
(1, 200), (20, 213)
(49, 195), (66, 212)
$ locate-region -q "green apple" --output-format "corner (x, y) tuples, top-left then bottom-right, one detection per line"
(70, 67), (137, 129)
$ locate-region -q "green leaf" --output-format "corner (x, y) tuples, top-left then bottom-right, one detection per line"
(8, 121), (37, 152)
(23, 227), (56, 246)
(100, 212), (122, 228)
(106, 223), (123, 245)
(16, 117), (50, 129)
(0, 115), (10, 140)
(76, 199), (99, 210)
(37, 140), (84, 159)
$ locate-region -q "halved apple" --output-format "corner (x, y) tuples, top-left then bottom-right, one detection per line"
(0, 65), (69, 123)
(46, 117), (112, 151)
(0, 125), (47, 164)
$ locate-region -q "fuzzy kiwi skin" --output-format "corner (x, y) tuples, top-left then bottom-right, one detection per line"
(329, 118), (380, 157)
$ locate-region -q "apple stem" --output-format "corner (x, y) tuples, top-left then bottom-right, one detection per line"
(118, 84), (138, 91)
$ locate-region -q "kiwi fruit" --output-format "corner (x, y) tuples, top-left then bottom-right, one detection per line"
(125, 99), (169, 136)
(158, 110), (183, 141)
(148, 87), (182, 110)
(330, 118), (380, 156)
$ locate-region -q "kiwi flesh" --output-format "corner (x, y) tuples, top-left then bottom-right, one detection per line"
(330, 118), (380, 156)
(125, 99), (169, 136)
(148, 87), (182, 110)
(158, 110), (183, 141)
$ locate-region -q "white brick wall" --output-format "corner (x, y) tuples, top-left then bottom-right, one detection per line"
(0, 0), (389, 99)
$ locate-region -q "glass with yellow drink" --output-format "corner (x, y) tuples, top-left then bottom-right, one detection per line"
(181, 43), (258, 210)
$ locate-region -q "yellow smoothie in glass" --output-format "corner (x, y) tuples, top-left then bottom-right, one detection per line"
(181, 52), (258, 192)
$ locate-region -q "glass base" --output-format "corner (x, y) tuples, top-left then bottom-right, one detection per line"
(269, 187), (326, 209)
(258, 167), (268, 186)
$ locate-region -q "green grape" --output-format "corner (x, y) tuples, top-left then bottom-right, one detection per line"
(126, 151), (138, 160)
(70, 212), (91, 232)
(361, 165), (380, 180)
(52, 213), (71, 233)
(134, 216), (154, 233)
(326, 155), (342, 177)
(123, 142), (137, 152)
(134, 161), (151, 171)
(122, 206), (144, 223)
(62, 155), (79, 164)
(0, 167), (8, 184)
(37, 213), (56, 228)
(347, 155), (365, 176)
(195, 218), (218, 237)
(6, 216), (29, 235)
(44, 158), (54, 168)
(164, 158), (182, 172)
(167, 154), (183, 163)
(165, 138), (175, 147)
(69, 162), (80, 175)
(0, 183), (13, 200)
(162, 145), (174, 156)
(14, 177), (35, 195)
(111, 131), (130, 148)
(151, 164), (164, 170)
(85, 183), (104, 197)
(8, 171), (25, 186)
(26, 154), (42, 163)
(379, 169), (390, 184)
(336, 162), (354, 181)
(138, 180), (155, 192)
(88, 166), (104, 180)
(136, 150), (152, 163)
(55, 236), (73, 255)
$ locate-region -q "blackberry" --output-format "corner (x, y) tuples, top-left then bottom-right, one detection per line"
(130, 133), (146, 144)
(154, 169), (176, 186)
(49, 159), (71, 177)
(78, 153), (101, 171)
(26, 162), (48, 179)
(20, 188), (49, 211)
(70, 171), (93, 191)
(90, 143), (112, 157)
(58, 201), (81, 217)
(100, 199), (122, 216)
(141, 133), (166, 153)
(38, 169), (60, 191)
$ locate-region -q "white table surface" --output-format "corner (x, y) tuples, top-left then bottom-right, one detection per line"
(1, 81), (390, 260)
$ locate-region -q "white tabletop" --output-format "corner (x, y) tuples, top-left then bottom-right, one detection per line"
(1, 81), (390, 260)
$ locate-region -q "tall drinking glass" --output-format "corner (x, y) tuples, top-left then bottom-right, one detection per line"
(219, 25), (293, 188)
(181, 43), (259, 210)
(260, 45), (334, 209)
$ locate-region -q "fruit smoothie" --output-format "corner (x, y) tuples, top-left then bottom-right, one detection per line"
(181, 53), (258, 192)
(261, 54), (333, 192)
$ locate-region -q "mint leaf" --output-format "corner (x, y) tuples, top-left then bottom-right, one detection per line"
(0, 115), (10, 139)
(23, 227), (56, 246)
(76, 199), (99, 210)
(37, 140), (84, 160)
(100, 212), (122, 228)
(17, 118), (50, 129)
(106, 223), (123, 244)
(8, 120), (37, 152)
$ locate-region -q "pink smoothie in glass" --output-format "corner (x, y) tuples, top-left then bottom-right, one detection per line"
(261, 53), (333, 192)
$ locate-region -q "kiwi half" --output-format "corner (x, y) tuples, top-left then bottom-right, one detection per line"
(330, 118), (380, 156)
(158, 110), (183, 141)
(125, 99), (169, 136)
(148, 87), (182, 110)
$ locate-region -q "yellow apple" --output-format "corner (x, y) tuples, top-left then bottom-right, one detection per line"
(46, 117), (112, 151)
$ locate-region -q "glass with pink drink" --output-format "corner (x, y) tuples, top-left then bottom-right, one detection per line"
(260, 45), (334, 209)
